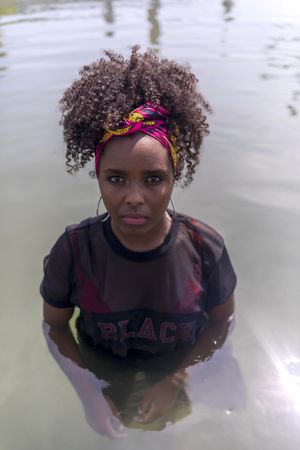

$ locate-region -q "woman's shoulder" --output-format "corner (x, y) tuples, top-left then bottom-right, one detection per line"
(50, 216), (102, 252)
(64, 216), (100, 235)
(176, 211), (225, 263)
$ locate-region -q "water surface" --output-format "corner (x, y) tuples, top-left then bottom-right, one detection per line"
(1, 0), (300, 448)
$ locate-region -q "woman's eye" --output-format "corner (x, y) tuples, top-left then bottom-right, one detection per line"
(146, 176), (162, 184)
(108, 176), (124, 183)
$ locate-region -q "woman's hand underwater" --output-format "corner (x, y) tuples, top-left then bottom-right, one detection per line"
(136, 369), (188, 424)
(83, 390), (126, 439)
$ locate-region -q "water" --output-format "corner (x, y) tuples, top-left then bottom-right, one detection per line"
(1, 0), (300, 448)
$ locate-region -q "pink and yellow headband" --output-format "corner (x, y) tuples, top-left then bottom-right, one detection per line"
(95, 102), (177, 176)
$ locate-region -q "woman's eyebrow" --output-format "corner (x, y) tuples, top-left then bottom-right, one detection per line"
(104, 168), (168, 174)
(103, 168), (127, 174)
(143, 169), (168, 175)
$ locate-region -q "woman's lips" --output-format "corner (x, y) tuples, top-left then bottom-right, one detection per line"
(121, 215), (148, 225)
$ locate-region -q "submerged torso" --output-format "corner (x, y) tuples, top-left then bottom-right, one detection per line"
(41, 212), (237, 356)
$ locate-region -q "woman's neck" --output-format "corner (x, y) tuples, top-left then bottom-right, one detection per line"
(111, 215), (172, 252)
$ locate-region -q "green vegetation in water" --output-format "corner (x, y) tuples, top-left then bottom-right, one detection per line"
(0, 0), (17, 16)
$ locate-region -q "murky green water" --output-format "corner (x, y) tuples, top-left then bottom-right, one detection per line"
(1, 0), (300, 448)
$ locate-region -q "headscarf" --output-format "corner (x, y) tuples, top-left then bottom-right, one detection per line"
(95, 102), (177, 176)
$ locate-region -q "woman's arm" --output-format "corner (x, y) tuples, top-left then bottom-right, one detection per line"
(43, 302), (85, 368)
(137, 294), (235, 424)
(43, 301), (125, 438)
(178, 292), (235, 369)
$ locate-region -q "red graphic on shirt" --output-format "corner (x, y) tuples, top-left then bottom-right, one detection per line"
(96, 316), (198, 345)
(173, 263), (203, 314)
(72, 231), (111, 314)
(178, 322), (196, 341)
(160, 322), (176, 343)
(118, 320), (136, 342)
(136, 317), (157, 340)
(97, 322), (117, 340)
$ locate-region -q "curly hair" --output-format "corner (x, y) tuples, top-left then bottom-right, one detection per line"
(59, 46), (212, 187)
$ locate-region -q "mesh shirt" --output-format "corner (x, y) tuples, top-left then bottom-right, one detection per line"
(40, 212), (237, 356)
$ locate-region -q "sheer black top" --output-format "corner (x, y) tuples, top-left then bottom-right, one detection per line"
(40, 212), (237, 356)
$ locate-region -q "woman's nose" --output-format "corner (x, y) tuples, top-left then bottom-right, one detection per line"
(125, 184), (144, 205)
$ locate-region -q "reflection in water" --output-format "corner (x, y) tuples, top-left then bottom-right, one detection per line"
(103, 0), (114, 24)
(0, 0), (17, 16)
(187, 342), (246, 413)
(287, 105), (298, 116)
(280, 357), (300, 412)
(43, 320), (245, 437)
(261, 25), (300, 117)
(292, 90), (300, 100)
(220, 0), (235, 57)
(43, 321), (126, 438)
(222, 0), (234, 21)
(0, 0), (16, 73)
(103, 0), (114, 37)
(250, 326), (300, 419)
(0, 28), (7, 74)
(148, 0), (161, 46)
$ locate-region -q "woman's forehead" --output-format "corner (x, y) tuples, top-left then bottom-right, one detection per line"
(100, 134), (172, 171)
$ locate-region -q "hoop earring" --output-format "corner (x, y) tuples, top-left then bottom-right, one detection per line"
(165, 197), (176, 221)
(96, 197), (110, 222)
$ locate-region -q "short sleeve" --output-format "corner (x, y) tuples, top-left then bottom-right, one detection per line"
(205, 245), (237, 310)
(40, 232), (73, 308)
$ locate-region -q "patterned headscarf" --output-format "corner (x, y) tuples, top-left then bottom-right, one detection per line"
(95, 102), (177, 176)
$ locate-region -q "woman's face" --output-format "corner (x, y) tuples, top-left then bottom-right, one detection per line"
(98, 133), (174, 248)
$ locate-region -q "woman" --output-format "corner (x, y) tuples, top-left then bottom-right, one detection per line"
(41, 46), (237, 433)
